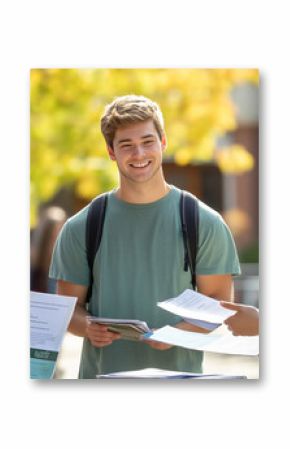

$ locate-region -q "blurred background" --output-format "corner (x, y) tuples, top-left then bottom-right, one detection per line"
(30, 68), (259, 379)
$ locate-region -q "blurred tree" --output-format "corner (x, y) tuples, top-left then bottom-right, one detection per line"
(30, 68), (258, 226)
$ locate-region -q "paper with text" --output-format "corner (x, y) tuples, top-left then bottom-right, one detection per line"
(30, 291), (77, 378)
(158, 289), (236, 324)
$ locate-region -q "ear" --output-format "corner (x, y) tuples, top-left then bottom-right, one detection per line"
(107, 145), (116, 161)
(161, 133), (167, 152)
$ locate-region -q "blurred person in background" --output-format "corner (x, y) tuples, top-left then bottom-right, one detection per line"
(31, 206), (67, 293)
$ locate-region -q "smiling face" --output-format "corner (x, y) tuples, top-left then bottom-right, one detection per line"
(108, 120), (167, 186)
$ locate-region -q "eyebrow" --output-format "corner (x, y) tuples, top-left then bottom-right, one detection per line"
(117, 134), (156, 144)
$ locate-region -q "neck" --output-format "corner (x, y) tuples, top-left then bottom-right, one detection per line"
(116, 177), (170, 204)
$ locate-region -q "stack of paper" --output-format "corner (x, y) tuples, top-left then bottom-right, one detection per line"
(97, 368), (247, 379)
(87, 317), (151, 341)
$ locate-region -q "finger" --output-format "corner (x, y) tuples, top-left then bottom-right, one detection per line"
(220, 301), (242, 311)
(88, 322), (109, 331)
(87, 325), (117, 337)
(224, 320), (233, 330)
(89, 334), (113, 343)
(93, 325), (121, 340)
(224, 316), (235, 324)
(89, 332), (117, 345)
(224, 323), (240, 336)
(90, 330), (120, 341)
(110, 332), (121, 340)
(86, 321), (109, 334)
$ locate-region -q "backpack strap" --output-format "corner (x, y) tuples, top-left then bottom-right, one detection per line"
(85, 193), (108, 302)
(179, 191), (199, 289)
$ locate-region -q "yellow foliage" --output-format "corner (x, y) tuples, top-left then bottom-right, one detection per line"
(75, 171), (101, 200)
(30, 68), (258, 226)
(215, 145), (255, 173)
(174, 148), (193, 166)
(193, 135), (216, 161)
(38, 176), (59, 200)
(211, 97), (237, 131)
(223, 208), (251, 237)
(230, 69), (259, 85)
(30, 205), (37, 229)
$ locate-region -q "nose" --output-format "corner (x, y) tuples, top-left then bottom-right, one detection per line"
(132, 144), (145, 158)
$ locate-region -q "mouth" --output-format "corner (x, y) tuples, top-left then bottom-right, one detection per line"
(129, 160), (152, 169)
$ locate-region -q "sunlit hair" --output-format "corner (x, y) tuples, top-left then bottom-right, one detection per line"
(100, 95), (165, 148)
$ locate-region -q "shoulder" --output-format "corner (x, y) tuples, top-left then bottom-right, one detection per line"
(49, 204), (91, 285)
(170, 186), (225, 233)
(194, 198), (240, 275)
(178, 192), (234, 245)
(55, 203), (91, 251)
(197, 199), (236, 250)
(64, 204), (89, 235)
(198, 199), (224, 230)
(177, 187), (223, 228)
(63, 191), (113, 237)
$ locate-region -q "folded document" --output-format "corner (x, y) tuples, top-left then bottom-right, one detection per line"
(87, 317), (151, 341)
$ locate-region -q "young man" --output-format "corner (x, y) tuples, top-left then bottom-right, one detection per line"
(49, 95), (241, 378)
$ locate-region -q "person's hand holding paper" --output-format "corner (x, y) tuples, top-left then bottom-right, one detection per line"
(221, 301), (259, 336)
(157, 289), (237, 329)
(142, 290), (259, 356)
(86, 320), (121, 347)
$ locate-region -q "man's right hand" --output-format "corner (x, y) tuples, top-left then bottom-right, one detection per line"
(85, 320), (121, 347)
(57, 280), (121, 345)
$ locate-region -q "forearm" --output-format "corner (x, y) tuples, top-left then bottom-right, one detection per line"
(56, 280), (90, 338)
(68, 304), (90, 337)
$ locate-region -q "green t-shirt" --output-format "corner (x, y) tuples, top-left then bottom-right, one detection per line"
(49, 186), (241, 378)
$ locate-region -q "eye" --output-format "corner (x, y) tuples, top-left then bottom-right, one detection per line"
(144, 140), (154, 146)
(121, 144), (133, 150)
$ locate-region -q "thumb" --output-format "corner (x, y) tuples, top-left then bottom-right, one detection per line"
(220, 301), (242, 311)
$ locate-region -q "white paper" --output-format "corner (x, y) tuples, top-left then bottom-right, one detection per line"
(98, 368), (200, 378)
(97, 368), (246, 379)
(144, 325), (259, 356)
(30, 291), (77, 352)
(158, 289), (236, 324)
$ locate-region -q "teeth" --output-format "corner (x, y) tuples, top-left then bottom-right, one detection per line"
(130, 161), (150, 168)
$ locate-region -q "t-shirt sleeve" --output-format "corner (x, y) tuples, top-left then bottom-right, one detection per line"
(196, 208), (241, 276)
(49, 217), (90, 286)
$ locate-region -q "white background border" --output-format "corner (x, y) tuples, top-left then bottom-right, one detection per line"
(1, 1), (289, 447)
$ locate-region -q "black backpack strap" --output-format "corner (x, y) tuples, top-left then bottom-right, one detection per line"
(179, 191), (199, 289)
(85, 193), (108, 302)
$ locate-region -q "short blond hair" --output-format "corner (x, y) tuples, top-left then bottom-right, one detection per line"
(100, 95), (165, 148)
